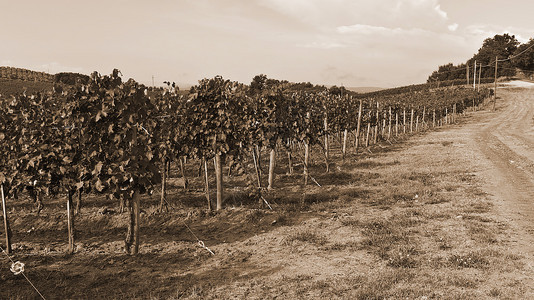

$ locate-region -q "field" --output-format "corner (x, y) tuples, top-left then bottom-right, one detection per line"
(0, 79), (52, 97)
(2, 83), (534, 299)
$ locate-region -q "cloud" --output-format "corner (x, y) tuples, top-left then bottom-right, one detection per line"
(336, 24), (430, 37)
(298, 41), (346, 49)
(448, 23), (458, 32)
(258, 0), (453, 32)
(337, 24), (395, 35)
(465, 25), (534, 43)
(434, 4), (448, 19)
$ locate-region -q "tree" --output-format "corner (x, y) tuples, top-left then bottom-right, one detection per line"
(512, 39), (534, 71)
(249, 74), (268, 96)
(428, 34), (520, 82)
(427, 63), (467, 82)
(469, 33), (519, 78)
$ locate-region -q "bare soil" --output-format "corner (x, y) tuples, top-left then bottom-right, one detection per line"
(1, 83), (534, 299)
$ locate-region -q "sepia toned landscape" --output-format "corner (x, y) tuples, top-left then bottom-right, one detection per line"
(2, 1), (534, 299)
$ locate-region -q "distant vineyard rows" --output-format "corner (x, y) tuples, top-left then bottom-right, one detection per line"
(0, 67), (54, 82)
(0, 70), (491, 254)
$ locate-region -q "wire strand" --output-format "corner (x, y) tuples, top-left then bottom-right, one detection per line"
(0, 246), (46, 300)
(429, 41), (534, 77)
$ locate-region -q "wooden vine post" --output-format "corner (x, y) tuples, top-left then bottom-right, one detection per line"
(1, 185), (11, 254)
(304, 141), (310, 186)
(160, 157), (167, 212)
(323, 115), (329, 173)
(374, 102), (379, 144)
(267, 147), (276, 190)
(255, 145), (262, 179)
(421, 106), (426, 130)
(410, 108), (414, 133)
(67, 190), (75, 254)
(403, 108), (407, 133)
(365, 122), (371, 147)
(395, 112), (399, 136)
(342, 129), (348, 162)
(381, 111), (388, 138)
(355, 99), (363, 151)
(204, 158), (211, 211)
(252, 149), (262, 189)
(132, 191), (141, 255)
(215, 154), (224, 210)
(388, 107), (392, 140)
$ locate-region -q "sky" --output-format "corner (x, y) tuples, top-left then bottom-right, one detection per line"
(1, 0), (533, 88)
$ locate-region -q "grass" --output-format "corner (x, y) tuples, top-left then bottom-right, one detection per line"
(281, 229), (328, 246)
(0, 78), (52, 96)
(447, 251), (491, 268)
(447, 274), (480, 288)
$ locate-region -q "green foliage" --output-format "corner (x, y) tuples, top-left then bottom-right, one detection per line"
(428, 33), (525, 82)
(187, 76), (248, 159)
(54, 72), (90, 85)
(0, 68), (491, 208)
(0, 69), (161, 202)
(512, 38), (534, 71)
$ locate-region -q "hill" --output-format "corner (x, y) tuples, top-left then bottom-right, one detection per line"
(0, 66), (91, 97)
(346, 86), (384, 93)
(0, 78), (53, 97)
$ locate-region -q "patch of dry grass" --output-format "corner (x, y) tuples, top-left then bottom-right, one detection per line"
(281, 229), (328, 246)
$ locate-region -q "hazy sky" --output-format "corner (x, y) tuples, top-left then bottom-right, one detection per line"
(1, 0), (533, 88)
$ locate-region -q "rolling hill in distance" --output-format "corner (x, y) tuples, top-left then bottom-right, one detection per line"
(345, 86), (385, 93)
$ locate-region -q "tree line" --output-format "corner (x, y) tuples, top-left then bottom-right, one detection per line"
(428, 34), (534, 82)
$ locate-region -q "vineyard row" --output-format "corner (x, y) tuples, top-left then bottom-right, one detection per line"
(0, 70), (492, 255)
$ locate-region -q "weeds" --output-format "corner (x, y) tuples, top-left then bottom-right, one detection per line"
(386, 245), (419, 268)
(462, 200), (492, 214)
(467, 221), (498, 244)
(360, 218), (410, 259)
(281, 229), (328, 246)
(352, 269), (414, 299)
(437, 236), (453, 250)
(447, 274), (479, 288)
(447, 251), (491, 268)
(244, 209), (265, 224)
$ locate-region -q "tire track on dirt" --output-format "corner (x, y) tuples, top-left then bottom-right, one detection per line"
(472, 83), (534, 297)
(476, 85), (534, 210)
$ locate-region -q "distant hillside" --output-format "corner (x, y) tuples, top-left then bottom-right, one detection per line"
(0, 66), (54, 82)
(0, 66), (54, 97)
(346, 86), (384, 93)
(0, 78), (53, 97)
(0, 66), (91, 97)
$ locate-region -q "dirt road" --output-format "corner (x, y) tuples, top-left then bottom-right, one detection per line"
(472, 81), (534, 296)
(477, 82), (534, 210)
(476, 82), (534, 219)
